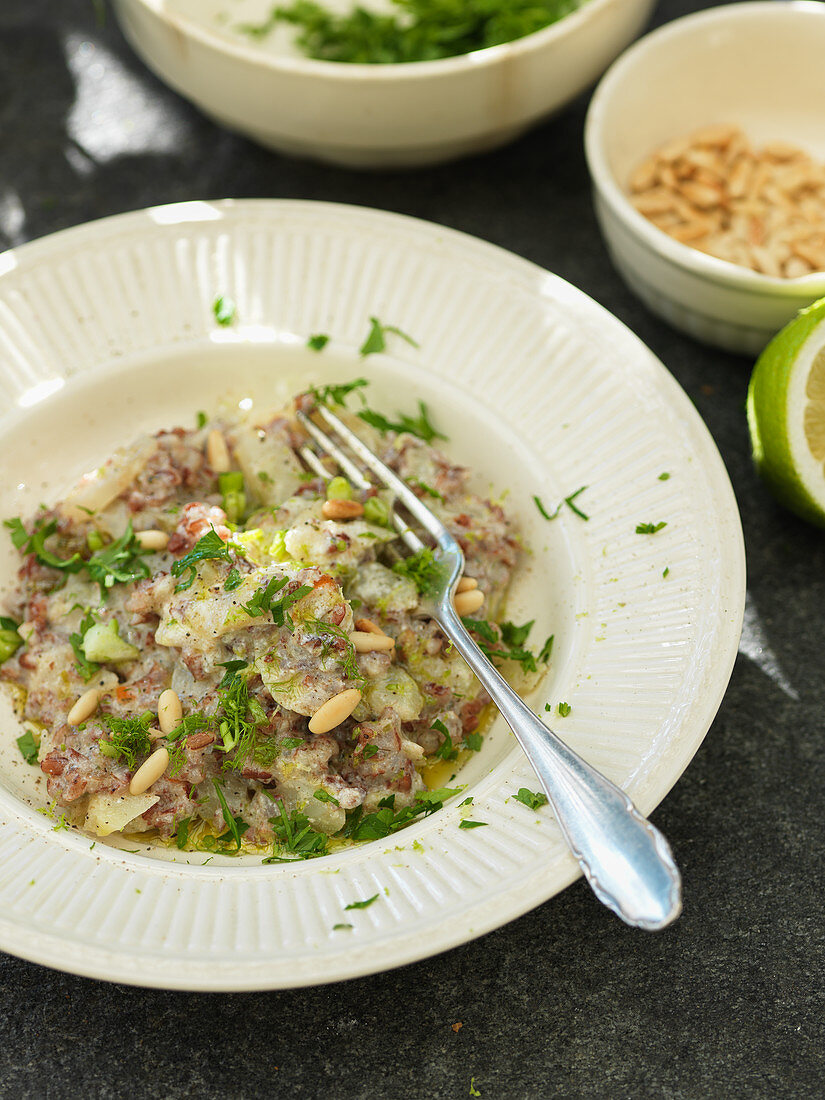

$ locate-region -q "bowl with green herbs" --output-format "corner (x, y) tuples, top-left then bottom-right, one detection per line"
(112, 0), (656, 167)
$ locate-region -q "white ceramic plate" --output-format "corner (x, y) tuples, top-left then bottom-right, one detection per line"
(0, 201), (745, 990)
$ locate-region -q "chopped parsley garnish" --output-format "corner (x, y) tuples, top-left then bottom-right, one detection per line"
(658, 472), (671, 481)
(213, 295), (236, 326)
(538, 634), (554, 664)
(254, 1), (581, 64)
(432, 718), (458, 761)
(499, 619), (534, 648)
(214, 662), (268, 764)
(264, 802), (329, 862)
(514, 788), (548, 811)
(557, 702), (571, 717)
(462, 616), (538, 673)
(175, 817), (192, 850)
(85, 522), (151, 596)
(4, 516), (82, 571)
(224, 567), (243, 592)
(359, 316), (419, 358)
(196, 411), (208, 429)
(636, 521), (667, 534)
(5, 517), (150, 597)
(242, 575), (313, 628)
(209, 780), (249, 853)
(314, 788), (340, 806)
(532, 495), (557, 521)
(533, 487), (589, 522)
(342, 786), (461, 841)
(333, 923), (353, 931)
(409, 478), (444, 501)
(663, 566), (670, 578)
(16, 731), (38, 765)
(392, 547), (445, 596)
(164, 714), (214, 775)
(309, 378), (369, 406)
(98, 711), (154, 769)
(280, 736), (304, 751)
(307, 333), (330, 351)
(358, 401), (445, 444)
(362, 743), (379, 759)
(217, 658), (249, 689)
(458, 819), (487, 829)
(170, 528), (233, 592)
(344, 893), (379, 910)
(465, 731), (483, 752)
(69, 610), (99, 682)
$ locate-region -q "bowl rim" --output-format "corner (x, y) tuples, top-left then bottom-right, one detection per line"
(583, 0), (825, 296)
(123, 0), (636, 81)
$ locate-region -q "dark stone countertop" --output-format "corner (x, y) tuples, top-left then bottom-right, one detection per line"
(0, 1), (822, 1097)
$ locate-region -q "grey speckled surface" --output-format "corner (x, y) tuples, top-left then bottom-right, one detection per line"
(0, 1), (823, 1097)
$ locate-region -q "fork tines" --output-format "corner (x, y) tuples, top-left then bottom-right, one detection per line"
(296, 404), (457, 559)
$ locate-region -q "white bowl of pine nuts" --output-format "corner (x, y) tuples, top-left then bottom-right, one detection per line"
(584, 1), (825, 355)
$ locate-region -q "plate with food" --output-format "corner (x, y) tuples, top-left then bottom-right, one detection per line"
(0, 200), (744, 989)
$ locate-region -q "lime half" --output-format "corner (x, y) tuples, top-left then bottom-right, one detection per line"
(747, 297), (825, 528)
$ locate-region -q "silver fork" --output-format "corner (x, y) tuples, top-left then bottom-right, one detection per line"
(297, 403), (682, 931)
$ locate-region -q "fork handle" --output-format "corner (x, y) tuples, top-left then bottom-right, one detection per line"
(437, 609), (682, 930)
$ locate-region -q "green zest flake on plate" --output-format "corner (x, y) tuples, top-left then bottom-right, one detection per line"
(344, 893), (379, 910)
(213, 295), (236, 326)
(514, 788), (548, 811)
(307, 333), (330, 351)
(658, 472), (671, 481)
(537, 633), (554, 664)
(332, 923), (353, 931)
(459, 819), (487, 829)
(636, 521), (668, 535)
(16, 731), (38, 765)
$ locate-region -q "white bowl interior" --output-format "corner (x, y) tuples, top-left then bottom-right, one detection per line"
(598, 2), (825, 194)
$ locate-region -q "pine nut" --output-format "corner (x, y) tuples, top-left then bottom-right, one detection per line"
(135, 529), (169, 552)
(349, 630), (395, 653)
(355, 617), (385, 636)
(308, 688), (362, 735)
(206, 429), (230, 473)
(322, 499), (364, 520)
(455, 576), (478, 594)
(129, 746), (169, 795)
(401, 739), (425, 761)
(158, 689), (182, 735)
(454, 589), (484, 616)
(67, 688), (100, 726)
